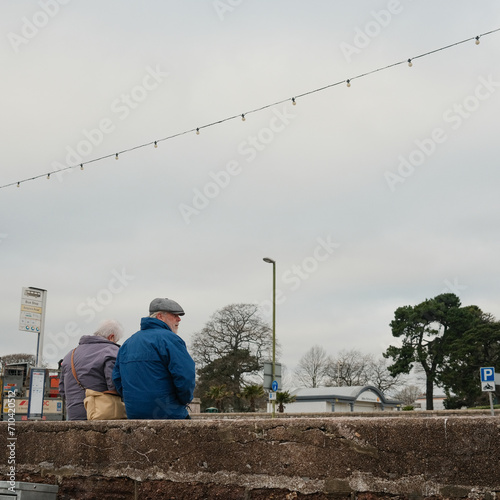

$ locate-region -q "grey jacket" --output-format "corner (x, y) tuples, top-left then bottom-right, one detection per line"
(59, 335), (119, 420)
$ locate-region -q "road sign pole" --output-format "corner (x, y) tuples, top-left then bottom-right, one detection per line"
(35, 331), (41, 367)
(271, 261), (276, 419)
(488, 391), (495, 416)
(37, 289), (47, 367)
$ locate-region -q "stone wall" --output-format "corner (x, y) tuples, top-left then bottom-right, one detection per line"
(1, 413), (499, 499)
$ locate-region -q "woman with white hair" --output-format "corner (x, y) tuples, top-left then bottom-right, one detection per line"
(59, 319), (124, 420)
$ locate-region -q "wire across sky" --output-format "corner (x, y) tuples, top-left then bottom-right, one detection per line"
(2, 27), (499, 191)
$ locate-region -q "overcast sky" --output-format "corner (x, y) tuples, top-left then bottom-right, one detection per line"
(1, 2), (499, 381)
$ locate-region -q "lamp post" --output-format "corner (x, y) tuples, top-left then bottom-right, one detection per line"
(263, 257), (276, 417)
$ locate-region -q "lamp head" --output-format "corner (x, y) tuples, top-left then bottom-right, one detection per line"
(263, 257), (275, 264)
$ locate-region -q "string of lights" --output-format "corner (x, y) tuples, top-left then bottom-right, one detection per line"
(2, 28), (499, 191)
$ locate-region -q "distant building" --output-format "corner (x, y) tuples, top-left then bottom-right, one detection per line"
(270, 386), (402, 413)
(414, 393), (446, 411)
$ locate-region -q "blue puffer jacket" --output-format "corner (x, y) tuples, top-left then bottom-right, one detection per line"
(112, 317), (196, 419)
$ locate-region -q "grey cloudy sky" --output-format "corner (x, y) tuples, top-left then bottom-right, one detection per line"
(1, 1), (499, 378)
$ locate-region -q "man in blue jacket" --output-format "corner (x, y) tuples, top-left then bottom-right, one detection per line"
(112, 298), (196, 419)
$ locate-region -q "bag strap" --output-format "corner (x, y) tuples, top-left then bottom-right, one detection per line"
(103, 390), (121, 397)
(71, 348), (86, 390)
(103, 390), (120, 395)
(71, 348), (120, 396)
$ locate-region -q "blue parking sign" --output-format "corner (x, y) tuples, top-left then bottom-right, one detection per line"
(480, 367), (495, 382)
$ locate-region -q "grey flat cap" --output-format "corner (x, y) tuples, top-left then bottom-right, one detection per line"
(149, 298), (185, 316)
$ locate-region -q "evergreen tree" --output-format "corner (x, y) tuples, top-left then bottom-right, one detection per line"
(384, 293), (473, 410)
(440, 308), (500, 407)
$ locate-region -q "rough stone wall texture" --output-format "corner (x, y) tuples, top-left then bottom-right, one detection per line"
(1, 415), (499, 499)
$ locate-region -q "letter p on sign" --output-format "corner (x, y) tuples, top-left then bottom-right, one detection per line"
(480, 367), (495, 382)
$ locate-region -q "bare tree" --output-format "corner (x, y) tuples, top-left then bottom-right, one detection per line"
(191, 303), (273, 368)
(278, 364), (294, 391)
(192, 303), (274, 410)
(367, 357), (408, 394)
(294, 345), (331, 388)
(0, 353), (36, 371)
(394, 385), (423, 406)
(325, 349), (373, 387)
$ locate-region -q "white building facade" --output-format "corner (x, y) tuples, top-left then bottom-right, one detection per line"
(271, 386), (402, 413)
(414, 394), (447, 410)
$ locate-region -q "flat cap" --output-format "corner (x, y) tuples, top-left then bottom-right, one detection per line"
(149, 298), (185, 316)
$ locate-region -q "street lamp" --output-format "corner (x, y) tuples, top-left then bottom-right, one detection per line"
(263, 257), (276, 417)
